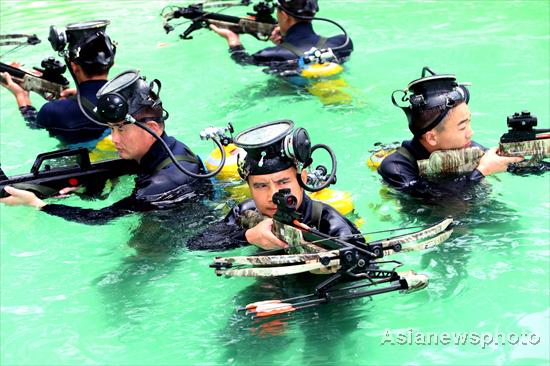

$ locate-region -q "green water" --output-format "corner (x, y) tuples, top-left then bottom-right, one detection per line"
(1, 0), (549, 365)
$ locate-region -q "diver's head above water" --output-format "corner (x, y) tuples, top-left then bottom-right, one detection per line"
(49, 20), (116, 80)
(95, 70), (169, 161)
(392, 67), (473, 152)
(233, 119), (337, 216)
(276, 0), (319, 33)
(233, 120), (309, 215)
(276, 0), (319, 18)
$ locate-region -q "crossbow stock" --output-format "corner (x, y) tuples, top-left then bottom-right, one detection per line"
(211, 189), (454, 318)
(418, 111), (550, 177)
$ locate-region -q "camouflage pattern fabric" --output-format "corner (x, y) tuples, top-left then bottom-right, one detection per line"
(215, 259), (340, 277)
(212, 250), (339, 267)
(237, 210), (326, 254)
(417, 147), (484, 177)
(383, 228), (453, 256)
(418, 139), (549, 176)
(378, 217), (453, 248)
(211, 218), (454, 278)
(500, 138), (550, 167)
(398, 270), (429, 293)
(237, 210), (265, 229)
(271, 220), (308, 254)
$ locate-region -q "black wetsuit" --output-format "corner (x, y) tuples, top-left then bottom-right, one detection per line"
(41, 133), (210, 225)
(377, 139), (486, 199)
(189, 192), (364, 251)
(19, 80), (109, 147)
(229, 22), (353, 67)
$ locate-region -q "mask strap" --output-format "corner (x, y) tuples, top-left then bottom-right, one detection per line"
(413, 107), (450, 138)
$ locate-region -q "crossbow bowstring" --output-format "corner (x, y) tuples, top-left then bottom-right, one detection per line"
(0, 34), (41, 59)
(161, 0), (251, 32)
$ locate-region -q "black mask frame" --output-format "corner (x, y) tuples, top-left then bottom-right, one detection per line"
(234, 120), (337, 192)
(392, 66), (470, 137)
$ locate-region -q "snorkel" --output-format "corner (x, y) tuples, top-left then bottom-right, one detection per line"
(392, 67), (471, 138)
(233, 120), (337, 192)
(93, 70), (230, 179)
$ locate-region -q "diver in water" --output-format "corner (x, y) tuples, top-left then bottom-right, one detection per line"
(0, 70), (211, 224)
(377, 67), (523, 198)
(0, 20), (116, 147)
(190, 120), (364, 251)
(210, 0), (353, 69)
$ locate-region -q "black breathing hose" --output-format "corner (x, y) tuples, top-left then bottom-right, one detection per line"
(135, 121), (226, 179)
(64, 57), (226, 179)
(299, 143), (337, 192)
(283, 7), (350, 52)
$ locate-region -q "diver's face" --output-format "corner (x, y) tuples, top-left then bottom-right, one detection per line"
(276, 6), (291, 34)
(432, 102), (474, 150)
(109, 121), (158, 161)
(247, 167), (305, 217)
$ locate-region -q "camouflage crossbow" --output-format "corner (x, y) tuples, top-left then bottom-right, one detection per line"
(1, 33), (69, 100)
(210, 189), (454, 318)
(0, 33), (40, 58)
(418, 111), (550, 177)
(161, 0), (277, 40)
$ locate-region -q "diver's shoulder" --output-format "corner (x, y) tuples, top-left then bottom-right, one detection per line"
(37, 98), (76, 124)
(378, 145), (419, 184)
(254, 45), (296, 62)
(38, 98), (75, 114)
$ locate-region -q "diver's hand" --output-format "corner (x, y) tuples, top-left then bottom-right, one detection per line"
(209, 24), (241, 47)
(0, 72), (32, 107)
(245, 219), (289, 250)
(60, 88), (77, 99)
(0, 186), (46, 209)
(477, 147), (524, 176)
(56, 186), (83, 197)
(269, 26), (282, 44)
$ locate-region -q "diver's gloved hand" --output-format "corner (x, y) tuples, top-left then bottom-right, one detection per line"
(245, 218), (289, 251)
(209, 24), (242, 48)
(269, 26), (282, 45)
(0, 186), (46, 209)
(477, 147), (524, 176)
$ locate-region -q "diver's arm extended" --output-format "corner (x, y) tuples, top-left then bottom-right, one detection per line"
(40, 195), (155, 225)
(0, 185), (152, 225)
(210, 24), (281, 66)
(187, 219), (250, 250)
(0, 71), (42, 127)
(186, 201), (259, 251)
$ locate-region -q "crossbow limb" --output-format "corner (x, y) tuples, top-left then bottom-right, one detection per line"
(210, 189), (454, 317)
(161, 1), (276, 41)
